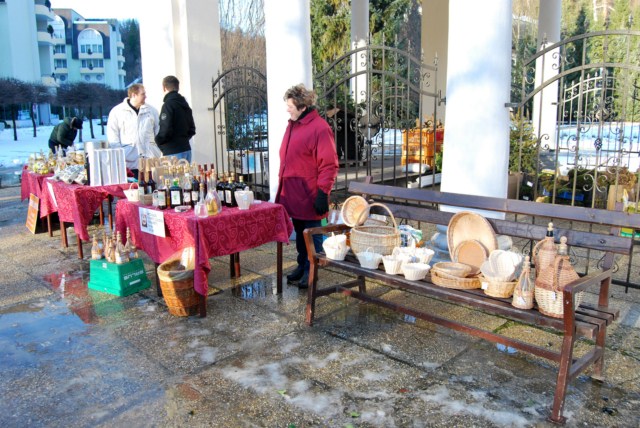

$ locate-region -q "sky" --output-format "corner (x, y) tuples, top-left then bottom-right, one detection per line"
(51, 0), (145, 21)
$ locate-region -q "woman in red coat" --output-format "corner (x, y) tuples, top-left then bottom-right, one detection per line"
(275, 84), (339, 288)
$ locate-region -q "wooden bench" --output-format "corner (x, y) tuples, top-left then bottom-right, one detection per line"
(303, 181), (638, 424)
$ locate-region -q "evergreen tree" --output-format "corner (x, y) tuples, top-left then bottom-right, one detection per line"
(119, 19), (142, 86)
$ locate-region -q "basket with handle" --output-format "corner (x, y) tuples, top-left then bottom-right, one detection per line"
(123, 183), (140, 202)
(349, 203), (400, 256)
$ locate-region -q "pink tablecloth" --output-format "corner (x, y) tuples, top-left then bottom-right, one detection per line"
(115, 200), (293, 296)
(39, 179), (130, 241)
(20, 168), (53, 201)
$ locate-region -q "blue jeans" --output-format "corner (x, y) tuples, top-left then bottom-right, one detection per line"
(292, 218), (323, 271)
(172, 150), (192, 162)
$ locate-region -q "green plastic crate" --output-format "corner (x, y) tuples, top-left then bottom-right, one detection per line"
(88, 258), (151, 296)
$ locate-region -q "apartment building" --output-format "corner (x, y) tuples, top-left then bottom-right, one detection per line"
(0, 0), (125, 125)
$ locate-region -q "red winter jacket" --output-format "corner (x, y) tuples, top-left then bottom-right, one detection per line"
(276, 108), (339, 220)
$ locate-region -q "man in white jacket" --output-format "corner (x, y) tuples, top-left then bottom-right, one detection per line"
(107, 84), (161, 176)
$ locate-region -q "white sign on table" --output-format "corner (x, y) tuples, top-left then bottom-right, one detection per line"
(139, 207), (165, 237)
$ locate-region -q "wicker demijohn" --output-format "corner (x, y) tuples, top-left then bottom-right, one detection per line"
(533, 222), (557, 278)
(512, 256), (534, 309)
(157, 259), (198, 316)
(534, 237), (581, 318)
(349, 203), (400, 256)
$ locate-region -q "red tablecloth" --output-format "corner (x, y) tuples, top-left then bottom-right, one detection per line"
(20, 168), (53, 201)
(39, 179), (130, 241)
(115, 200), (293, 296)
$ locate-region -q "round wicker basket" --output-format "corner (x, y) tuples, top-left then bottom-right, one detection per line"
(341, 195), (370, 227)
(430, 268), (481, 290)
(447, 211), (498, 259)
(157, 259), (198, 317)
(482, 278), (517, 298)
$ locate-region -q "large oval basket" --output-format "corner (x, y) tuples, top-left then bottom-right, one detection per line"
(349, 203), (400, 256)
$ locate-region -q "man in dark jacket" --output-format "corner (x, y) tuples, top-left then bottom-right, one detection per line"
(155, 75), (196, 161)
(48, 116), (83, 154)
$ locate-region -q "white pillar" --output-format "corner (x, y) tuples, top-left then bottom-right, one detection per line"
(440, 1), (512, 207)
(351, 0), (368, 104)
(533, 1), (561, 152)
(421, 0), (448, 122)
(139, 0), (223, 165)
(264, 0), (312, 201)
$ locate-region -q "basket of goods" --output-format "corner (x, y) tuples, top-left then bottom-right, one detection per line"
(512, 256), (534, 309)
(402, 262), (431, 281)
(322, 233), (349, 261)
(430, 261), (482, 289)
(157, 247), (198, 316)
(356, 247), (383, 269)
(480, 250), (523, 298)
(534, 237), (581, 318)
(532, 222), (557, 278)
(349, 203), (401, 256)
(124, 183), (140, 202)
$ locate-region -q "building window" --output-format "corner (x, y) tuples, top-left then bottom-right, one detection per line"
(96, 75), (103, 81)
(54, 45), (66, 54)
(84, 75), (91, 82)
(54, 59), (67, 68)
(78, 29), (104, 56)
(59, 75), (67, 82)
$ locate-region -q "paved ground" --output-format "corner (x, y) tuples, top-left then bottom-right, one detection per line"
(0, 182), (639, 428)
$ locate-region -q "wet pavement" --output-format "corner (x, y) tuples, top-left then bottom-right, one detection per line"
(1, 183), (639, 427)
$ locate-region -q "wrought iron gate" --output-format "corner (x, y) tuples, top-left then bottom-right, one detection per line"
(313, 40), (444, 200)
(512, 29), (640, 290)
(211, 66), (269, 199)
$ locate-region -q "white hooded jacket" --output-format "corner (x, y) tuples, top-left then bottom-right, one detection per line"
(107, 98), (161, 169)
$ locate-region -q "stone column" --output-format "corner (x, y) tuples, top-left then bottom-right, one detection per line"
(440, 0), (512, 204)
(532, 0), (561, 152)
(139, 0), (223, 165)
(264, 0), (313, 201)
(351, 0), (368, 104)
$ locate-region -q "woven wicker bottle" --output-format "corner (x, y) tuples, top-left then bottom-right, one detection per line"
(533, 222), (557, 278)
(512, 255), (534, 309)
(91, 233), (102, 260)
(534, 237), (580, 318)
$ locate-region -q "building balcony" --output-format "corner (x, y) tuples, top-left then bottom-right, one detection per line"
(54, 67), (68, 74)
(117, 41), (124, 48)
(41, 75), (57, 86)
(119, 69), (126, 76)
(35, 4), (55, 21)
(79, 52), (104, 60)
(53, 52), (66, 59)
(80, 67), (105, 74)
(37, 31), (54, 46)
(117, 54), (125, 62)
(52, 36), (65, 45)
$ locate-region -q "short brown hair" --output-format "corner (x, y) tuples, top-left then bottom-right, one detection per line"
(128, 84), (144, 97)
(283, 84), (317, 109)
(162, 75), (180, 92)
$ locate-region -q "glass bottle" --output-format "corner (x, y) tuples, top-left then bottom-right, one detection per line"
(225, 176), (237, 207)
(205, 180), (222, 215)
(533, 222), (556, 278)
(195, 183), (208, 218)
(217, 173), (226, 206)
(190, 174), (200, 206)
(145, 160), (156, 195)
(169, 178), (183, 208)
(138, 170), (146, 200)
(156, 178), (167, 210)
(91, 233), (102, 260)
(512, 255), (534, 309)
(182, 173), (193, 207)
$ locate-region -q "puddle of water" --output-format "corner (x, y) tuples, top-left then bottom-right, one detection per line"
(232, 278), (272, 299)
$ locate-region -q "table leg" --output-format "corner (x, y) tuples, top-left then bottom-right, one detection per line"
(107, 196), (114, 230)
(234, 252), (241, 277)
(99, 203), (104, 227)
(154, 263), (163, 297)
(229, 254), (236, 278)
(277, 242), (283, 294)
(77, 238), (84, 259)
(61, 221), (68, 248)
(47, 214), (53, 237)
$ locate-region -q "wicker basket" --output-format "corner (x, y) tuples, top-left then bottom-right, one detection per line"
(482, 277), (517, 298)
(534, 238), (581, 318)
(341, 195), (370, 227)
(350, 203), (400, 256)
(430, 268), (481, 289)
(157, 259), (198, 316)
(447, 211), (498, 259)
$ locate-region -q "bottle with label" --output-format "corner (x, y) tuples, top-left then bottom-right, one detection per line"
(156, 179), (167, 210)
(225, 176), (237, 207)
(169, 178), (183, 208)
(217, 174), (226, 206)
(145, 161), (156, 195)
(183, 173), (193, 207)
(190, 174), (199, 206)
(138, 170), (146, 199)
(195, 182), (208, 218)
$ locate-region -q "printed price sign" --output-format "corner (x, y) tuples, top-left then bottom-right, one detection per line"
(139, 207), (166, 237)
(25, 193), (40, 234)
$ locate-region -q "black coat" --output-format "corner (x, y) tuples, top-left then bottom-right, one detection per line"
(155, 91), (196, 155)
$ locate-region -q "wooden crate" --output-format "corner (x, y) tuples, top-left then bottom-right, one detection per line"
(402, 128), (444, 146)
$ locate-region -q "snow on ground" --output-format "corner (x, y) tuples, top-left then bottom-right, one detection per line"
(0, 120), (106, 168)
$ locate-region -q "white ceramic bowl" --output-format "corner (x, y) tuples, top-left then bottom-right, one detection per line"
(356, 250), (383, 269)
(402, 262), (431, 281)
(414, 247), (435, 265)
(324, 245), (350, 261)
